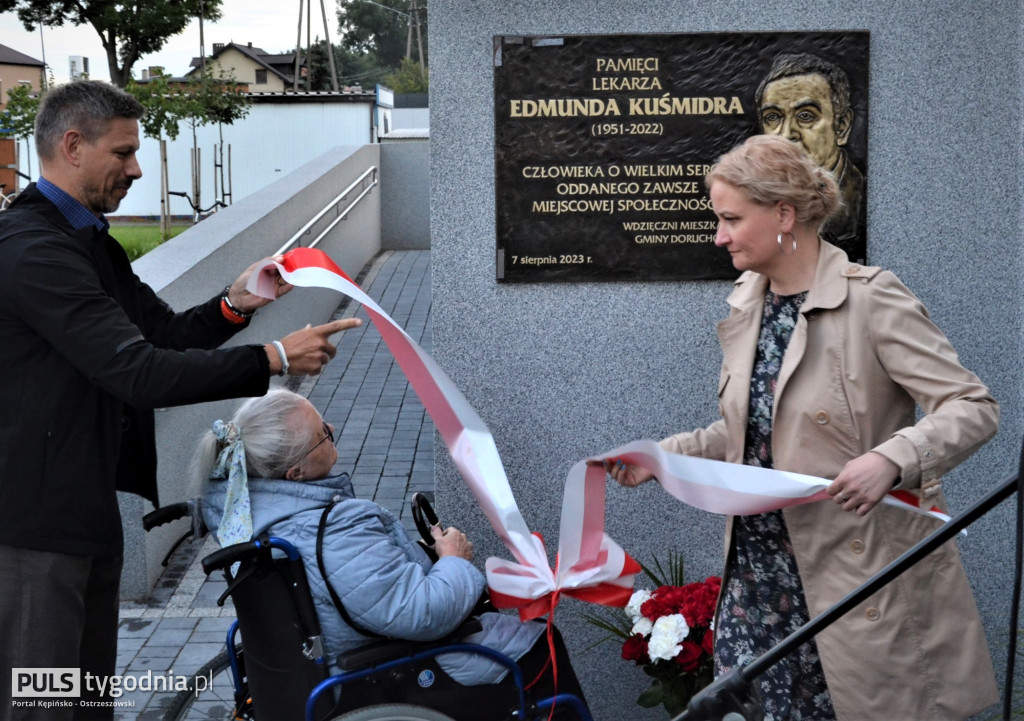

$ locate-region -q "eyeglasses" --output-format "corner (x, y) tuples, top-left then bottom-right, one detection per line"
(299, 421), (334, 462)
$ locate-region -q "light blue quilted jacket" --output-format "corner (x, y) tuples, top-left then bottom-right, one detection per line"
(203, 474), (544, 684)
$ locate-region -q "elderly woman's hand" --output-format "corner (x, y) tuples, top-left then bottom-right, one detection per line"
(828, 451), (901, 516)
(431, 525), (474, 561)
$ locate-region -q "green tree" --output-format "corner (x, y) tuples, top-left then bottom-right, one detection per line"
(125, 74), (188, 141)
(336, 0), (428, 72)
(382, 56), (428, 93)
(306, 39), (391, 91)
(183, 67), (251, 129)
(2, 84), (41, 179)
(3, 85), (39, 141)
(0, 0), (224, 87)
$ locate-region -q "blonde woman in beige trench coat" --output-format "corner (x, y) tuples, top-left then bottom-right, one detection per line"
(609, 135), (999, 721)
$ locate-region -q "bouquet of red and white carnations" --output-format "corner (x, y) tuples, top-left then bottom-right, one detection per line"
(584, 553), (721, 716)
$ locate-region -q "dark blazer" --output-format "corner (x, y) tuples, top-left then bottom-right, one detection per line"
(0, 185), (270, 556)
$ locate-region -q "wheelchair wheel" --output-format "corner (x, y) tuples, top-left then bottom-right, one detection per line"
(161, 645), (250, 720)
(332, 705), (457, 721)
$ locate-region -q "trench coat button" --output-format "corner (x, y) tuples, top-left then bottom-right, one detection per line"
(843, 264), (862, 275)
(865, 607), (881, 621)
(814, 410), (830, 425)
(850, 539), (865, 554)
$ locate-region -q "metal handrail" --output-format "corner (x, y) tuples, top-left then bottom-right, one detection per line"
(274, 166), (378, 256)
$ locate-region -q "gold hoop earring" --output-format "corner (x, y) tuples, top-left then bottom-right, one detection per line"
(777, 231), (797, 255)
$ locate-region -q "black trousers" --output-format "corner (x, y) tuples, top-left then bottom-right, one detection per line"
(0, 544), (122, 721)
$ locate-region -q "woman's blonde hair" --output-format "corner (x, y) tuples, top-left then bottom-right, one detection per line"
(704, 134), (841, 228)
(190, 389), (317, 490)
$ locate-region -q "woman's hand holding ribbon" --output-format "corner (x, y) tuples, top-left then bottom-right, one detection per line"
(827, 451), (901, 516)
(600, 458), (655, 487)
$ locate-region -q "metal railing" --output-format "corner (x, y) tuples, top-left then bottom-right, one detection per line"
(274, 166), (378, 256)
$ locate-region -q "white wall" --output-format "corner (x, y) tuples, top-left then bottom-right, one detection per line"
(16, 97), (376, 217)
(393, 106), (429, 130)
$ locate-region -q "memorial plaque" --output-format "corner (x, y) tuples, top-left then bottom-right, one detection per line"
(494, 32), (869, 282)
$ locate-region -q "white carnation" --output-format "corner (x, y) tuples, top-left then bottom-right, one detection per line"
(647, 614), (690, 662)
(625, 589), (652, 623)
(631, 617), (653, 637)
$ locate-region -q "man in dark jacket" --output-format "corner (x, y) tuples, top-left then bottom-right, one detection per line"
(0, 80), (359, 720)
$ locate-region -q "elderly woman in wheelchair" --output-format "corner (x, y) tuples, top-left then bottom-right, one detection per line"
(190, 388), (589, 720)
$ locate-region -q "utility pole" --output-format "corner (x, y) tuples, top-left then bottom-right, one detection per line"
(367, 0), (423, 75)
(199, 0), (206, 71)
(405, 2), (413, 60)
(305, 0), (311, 91)
(38, 25), (47, 89)
(319, 0), (339, 91)
(293, 0), (303, 91)
(294, 0), (339, 92)
(412, 0), (425, 78)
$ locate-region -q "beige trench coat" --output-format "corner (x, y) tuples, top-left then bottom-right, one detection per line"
(660, 241), (999, 720)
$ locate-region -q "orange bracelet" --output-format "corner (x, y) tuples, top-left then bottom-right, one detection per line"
(220, 297), (248, 324)
(220, 287), (253, 324)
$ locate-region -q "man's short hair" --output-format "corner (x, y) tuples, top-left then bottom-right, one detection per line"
(35, 80), (145, 161)
(754, 53), (853, 132)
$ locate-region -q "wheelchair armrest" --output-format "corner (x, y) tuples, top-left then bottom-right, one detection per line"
(142, 501), (193, 531)
(335, 617), (484, 671)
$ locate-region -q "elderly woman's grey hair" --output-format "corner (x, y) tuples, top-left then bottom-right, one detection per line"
(191, 389), (318, 492)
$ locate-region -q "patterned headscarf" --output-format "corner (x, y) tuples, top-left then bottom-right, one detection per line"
(211, 419), (253, 547)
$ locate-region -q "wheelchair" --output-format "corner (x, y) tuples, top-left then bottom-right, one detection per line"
(144, 496), (593, 721)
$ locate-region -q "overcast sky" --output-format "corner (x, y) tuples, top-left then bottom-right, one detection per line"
(0, 0), (336, 84)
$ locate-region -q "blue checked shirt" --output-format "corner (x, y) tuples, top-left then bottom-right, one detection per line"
(36, 177), (109, 233)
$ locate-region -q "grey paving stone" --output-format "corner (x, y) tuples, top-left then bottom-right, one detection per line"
(117, 636), (146, 653)
(193, 617), (235, 634)
(145, 628), (192, 647)
(127, 654), (176, 673)
(155, 617), (199, 631)
(137, 644), (183, 660)
(168, 643), (225, 677)
(118, 618), (158, 638)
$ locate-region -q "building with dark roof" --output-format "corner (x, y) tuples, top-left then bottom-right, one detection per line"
(187, 42), (303, 93)
(0, 43), (45, 104)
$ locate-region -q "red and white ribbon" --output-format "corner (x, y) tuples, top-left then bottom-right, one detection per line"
(592, 439), (955, 524)
(249, 248), (639, 619)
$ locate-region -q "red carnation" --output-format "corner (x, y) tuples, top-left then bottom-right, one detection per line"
(674, 641), (704, 672)
(701, 629), (714, 655)
(621, 634), (650, 664)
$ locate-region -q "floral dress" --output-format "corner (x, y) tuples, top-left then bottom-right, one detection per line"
(713, 291), (837, 721)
